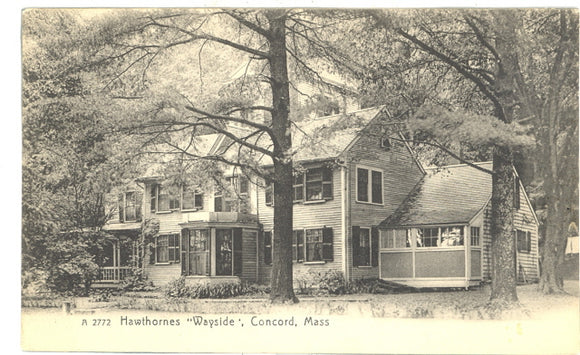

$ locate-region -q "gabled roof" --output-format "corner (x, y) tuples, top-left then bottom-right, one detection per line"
(138, 133), (221, 181)
(378, 162), (493, 228)
(292, 106), (385, 162)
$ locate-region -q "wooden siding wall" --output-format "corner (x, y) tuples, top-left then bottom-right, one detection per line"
(347, 122), (424, 280)
(257, 167), (344, 285)
(481, 186), (539, 282)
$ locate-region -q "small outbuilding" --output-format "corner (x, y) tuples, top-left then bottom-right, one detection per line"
(377, 162), (539, 288)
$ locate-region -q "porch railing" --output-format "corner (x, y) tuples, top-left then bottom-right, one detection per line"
(96, 266), (132, 282)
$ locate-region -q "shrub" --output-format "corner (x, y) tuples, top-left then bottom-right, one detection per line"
(121, 267), (157, 292)
(46, 253), (100, 296)
(295, 269), (347, 295)
(164, 277), (266, 299)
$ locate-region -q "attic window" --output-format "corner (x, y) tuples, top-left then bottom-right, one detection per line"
(381, 136), (392, 149)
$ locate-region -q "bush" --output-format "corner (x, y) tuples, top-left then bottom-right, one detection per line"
(46, 253), (100, 296)
(121, 267), (157, 292)
(295, 269), (347, 295)
(164, 277), (266, 299)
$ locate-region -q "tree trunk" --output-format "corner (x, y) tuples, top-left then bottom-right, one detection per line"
(266, 10), (298, 303)
(488, 10), (520, 304)
(489, 147), (518, 303)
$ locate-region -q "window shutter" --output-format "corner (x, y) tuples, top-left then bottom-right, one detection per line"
(135, 191), (143, 222)
(352, 226), (361, 267)
(233, 228), (243, 276)
(264, 231), (272, 266)
(149, 242), (156, 265)
(527, 231), (532, 253)
(371, 227), (379, 267)
(322, 227), (333, 261)
(180, 229), (189, 275)
(150, 184), (157, 212)
(322, 167), (333, 200)
(118, 193), (125, 222)
(292, 231), (297, 262)
(214, 196), (223, 212)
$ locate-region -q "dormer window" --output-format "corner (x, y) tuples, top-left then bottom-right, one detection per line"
(381, 136), (392, 149)
(182, 186), (203, 211)
(118, 190), (142, 222)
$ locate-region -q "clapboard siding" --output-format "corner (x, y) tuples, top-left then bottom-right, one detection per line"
(347, 122), (424, 280)
(242, 229), (258, 282)
(514, 183), (540, 282)
(481, 183), (539, 282)
(257, 166), (344, 284)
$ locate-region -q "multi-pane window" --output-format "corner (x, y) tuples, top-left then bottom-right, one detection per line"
(292, 228), (333, 262)
(352, 226), (378, 267)
(182, 186), (203, 210)
(416, 228), (438, 247)
(119, 191), (142, 222)
(181, 229), (210, 276)
(156, 234), (180, 263)
(216, 176), (250, 212)
(440, 226), (464, 246)
(357, 228), (372, 266)
(416, 226), (464, 247)
(516, 229), (531, 253)
(356, 167), (383, 204)
(470, 227), (481, 246)
(152, 185), (180, 212)
(216, 229), (233, 276)
(293, 167), (332, 202)
(382, 229), (411, 249)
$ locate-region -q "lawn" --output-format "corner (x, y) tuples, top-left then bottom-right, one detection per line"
(22, 280), (579, 321)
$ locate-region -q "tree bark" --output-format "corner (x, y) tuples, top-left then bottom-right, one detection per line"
(490, 147), (518, 303)
(266, 10), (298, 303)
(489, 10), (520, 304)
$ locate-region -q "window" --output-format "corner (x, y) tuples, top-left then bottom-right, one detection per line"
(265, 183), (274, 206)
(154, 185), (180, 212)
(415, 226), (464, 247)
(514, 176), (521, 209)
(293, 167), (333, 202)
(216, 177), (250, 213)
(381, 136), (391, 149)
(516, 229), (531, 253)
(358, 228), (372, 266)
(382, 229), (411, 249)
(182, 186), (203, 210)
(352, 226), (378, 267)
(292, 227), (333, 262)
(156, 234), (180, 263)
(356, 167), (383, 204)
(216, 229), (233, 276)
(264, 231), (272, 266)
(471, 227), (481, 246)
(292, 230), (304, 262)
(440, 226), (464, 246)
(293, 173), (304, 201)
(118, 191), (142, 222)
(181, 229), (210, 276)
(180, 228), (242, 277)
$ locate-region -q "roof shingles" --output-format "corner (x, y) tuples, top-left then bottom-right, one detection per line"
(378, 162), (493, 228)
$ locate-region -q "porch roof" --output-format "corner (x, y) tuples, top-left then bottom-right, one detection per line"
(378, 162), (492, 228)
(103, 222), (141, 232)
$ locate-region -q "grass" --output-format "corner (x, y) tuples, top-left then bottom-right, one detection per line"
(21, 280), (579, 320)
